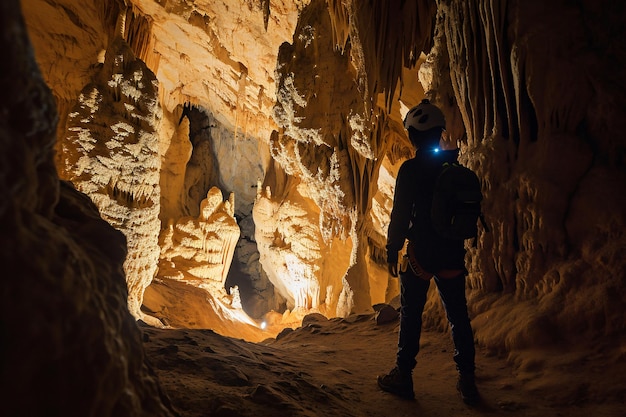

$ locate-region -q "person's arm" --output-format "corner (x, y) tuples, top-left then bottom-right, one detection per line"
(386, 162), (414, 276)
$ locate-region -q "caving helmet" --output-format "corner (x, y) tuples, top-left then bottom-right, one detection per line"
(403, 99), (446, 132)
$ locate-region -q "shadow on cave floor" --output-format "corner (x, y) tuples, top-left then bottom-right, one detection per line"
(140, 312), (626, 417)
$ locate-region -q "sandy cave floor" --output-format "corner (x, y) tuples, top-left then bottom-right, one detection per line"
(141, 312), (625, 417)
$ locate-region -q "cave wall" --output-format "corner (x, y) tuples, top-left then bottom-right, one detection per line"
(17, 0), (626, 352)
(428, 0), (626, 349)
(21, 0), (284, 332)
(260, 0), (381, 316)
(0, 1), (176, 415)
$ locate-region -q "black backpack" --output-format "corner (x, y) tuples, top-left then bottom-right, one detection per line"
(430, 162), (489, 242)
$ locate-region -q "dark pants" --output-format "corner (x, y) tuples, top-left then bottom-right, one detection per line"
(396, 269), (476, 375)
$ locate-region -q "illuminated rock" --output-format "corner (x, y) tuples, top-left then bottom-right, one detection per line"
(158, 187), (239, 295)
(19, 0), (626, 351)
(58, 34), (162, 320)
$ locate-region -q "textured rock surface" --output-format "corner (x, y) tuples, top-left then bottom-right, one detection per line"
(259, 0), (380, 317)
(0, 1), (176, 415)
(18, 0), (626, 357)
(145, 187), (248, 335)
(158, 187), (239, 287)
(59, 33), (162, 319)
(430, 0), (626, 350)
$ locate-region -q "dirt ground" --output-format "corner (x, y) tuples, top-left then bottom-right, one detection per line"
(140, 309), (625, 417)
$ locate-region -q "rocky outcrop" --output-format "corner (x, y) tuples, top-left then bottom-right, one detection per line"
(0, 1), (176, 415)
(157, 187), (239, 301)
(264, 0), (391, 316)
(59, 34), (162, 320)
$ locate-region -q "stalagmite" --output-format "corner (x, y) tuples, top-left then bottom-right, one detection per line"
(59, 34), (162, 319)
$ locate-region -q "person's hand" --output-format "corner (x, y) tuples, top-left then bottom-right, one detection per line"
(388, 262), (398, 277)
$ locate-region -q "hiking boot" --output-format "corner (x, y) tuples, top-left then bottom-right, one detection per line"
(457, 374), (480, 405)
(377, 367), (414, 399)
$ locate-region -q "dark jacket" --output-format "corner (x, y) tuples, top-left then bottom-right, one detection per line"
(386, 148), (466, 272)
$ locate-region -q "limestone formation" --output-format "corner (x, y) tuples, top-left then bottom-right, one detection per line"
(157, 187), (239, 307)
(59, 34), (162, 320)
(17, 0), (626, 358)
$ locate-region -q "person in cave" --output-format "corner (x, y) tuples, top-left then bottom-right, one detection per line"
(377, 99), (480, 406)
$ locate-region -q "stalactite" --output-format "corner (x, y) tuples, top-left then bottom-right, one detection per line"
(327, 0), (437, 111)
(115, 5), (127, 38)
(325, 0), (351, 51)
(125, 6), (158, 72)
(261, 0), (270, 30)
